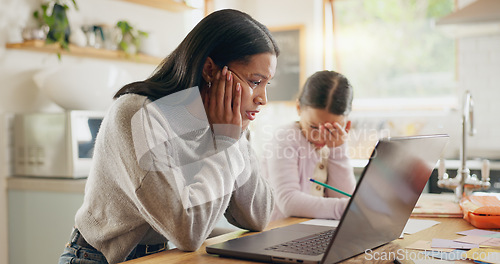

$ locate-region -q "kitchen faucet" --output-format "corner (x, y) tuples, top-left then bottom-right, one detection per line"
(437, 90), (490, 202)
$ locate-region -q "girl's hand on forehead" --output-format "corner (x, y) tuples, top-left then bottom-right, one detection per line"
(203, 66), (242, 139)
(320, 122), (350, 148)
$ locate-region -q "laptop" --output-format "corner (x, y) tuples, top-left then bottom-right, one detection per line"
(206, 134), (449, 264)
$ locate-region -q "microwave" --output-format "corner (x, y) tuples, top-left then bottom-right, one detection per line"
(13, 111), (105, 178)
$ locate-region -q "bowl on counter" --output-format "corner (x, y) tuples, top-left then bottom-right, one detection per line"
(33, 62), (133, 111)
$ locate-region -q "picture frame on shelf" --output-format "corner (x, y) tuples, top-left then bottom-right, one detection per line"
(269, 25), (305, 102)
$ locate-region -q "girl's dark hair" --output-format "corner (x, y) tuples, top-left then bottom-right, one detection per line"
(298, 70), (353, 115)
(114, 9), (280, 100)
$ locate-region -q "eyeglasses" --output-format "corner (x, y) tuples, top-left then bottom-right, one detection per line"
(228, 67), (269, 89)
(227, 67), (244, 83)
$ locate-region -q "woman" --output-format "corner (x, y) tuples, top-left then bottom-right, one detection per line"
(59, 9), (279, 264)
(262, 70), (356, 221)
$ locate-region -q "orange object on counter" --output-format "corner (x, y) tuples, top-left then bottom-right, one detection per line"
(459, 194), (500, 229)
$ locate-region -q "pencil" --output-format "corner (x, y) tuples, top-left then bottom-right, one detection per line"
(309, 178), (352, 197)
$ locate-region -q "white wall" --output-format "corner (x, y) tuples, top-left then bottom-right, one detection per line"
(457, 35), (500, 158)
(452, 0), (500, 159)
(214, 0), (324, 79)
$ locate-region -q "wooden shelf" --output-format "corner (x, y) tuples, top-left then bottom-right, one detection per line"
(120, 0), (197, 12)
(5, 40), (163, 65)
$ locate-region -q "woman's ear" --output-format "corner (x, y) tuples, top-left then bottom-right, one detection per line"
(202, 57), (219, 83)
(296, 99), (301, 115)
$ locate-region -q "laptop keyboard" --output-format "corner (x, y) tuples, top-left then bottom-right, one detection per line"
(265, 228), (336, 256)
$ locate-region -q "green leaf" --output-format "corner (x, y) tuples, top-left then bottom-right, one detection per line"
(34, 1), (79, 60)
(45, 38), (56, 44)
(61, 41), (69, 50)
(71, 0), (79, 10)
(119, 41), (128, 52)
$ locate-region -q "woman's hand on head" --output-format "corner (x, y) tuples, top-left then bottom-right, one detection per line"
(203, 66), (242, 139)
(320, 121), (351, 148)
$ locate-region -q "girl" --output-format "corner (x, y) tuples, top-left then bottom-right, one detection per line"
(263, 70), (356, 221)
(59, 9), (279, 264)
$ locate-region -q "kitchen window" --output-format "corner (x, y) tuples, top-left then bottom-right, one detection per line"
(324, 0), (457, 110)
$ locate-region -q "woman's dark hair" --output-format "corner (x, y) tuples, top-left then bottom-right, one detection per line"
(298, 70), (353, 115)
(114, 9), (280, 100)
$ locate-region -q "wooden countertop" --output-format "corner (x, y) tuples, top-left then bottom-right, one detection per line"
(6, 176), (86, 194)
(121, 217), (478, 264)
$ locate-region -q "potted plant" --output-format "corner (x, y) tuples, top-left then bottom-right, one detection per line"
(33, 0), (78, 58)
(116, 20), (148, 55)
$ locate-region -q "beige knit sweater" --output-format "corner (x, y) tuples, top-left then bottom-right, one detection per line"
(75, 89), (274, 263)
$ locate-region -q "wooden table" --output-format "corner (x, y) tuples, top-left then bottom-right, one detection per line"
(122, 216), (477, 264)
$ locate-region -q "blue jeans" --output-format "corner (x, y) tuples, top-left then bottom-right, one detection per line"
(58, 228), (167, 264)
(58, 243), (108, 264)
(58, 227), (108, 264)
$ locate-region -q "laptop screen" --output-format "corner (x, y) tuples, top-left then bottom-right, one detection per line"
(322, 135), (449, 263)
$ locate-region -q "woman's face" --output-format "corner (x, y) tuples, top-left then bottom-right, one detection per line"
(297, 105), (348, 149)
(227, 53), (277, 130)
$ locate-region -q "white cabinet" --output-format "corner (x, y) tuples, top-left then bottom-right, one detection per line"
(7, 178), (84, 264)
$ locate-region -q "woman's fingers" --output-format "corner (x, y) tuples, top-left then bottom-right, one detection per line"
(225, 69), (233, 116)
(215, 67), (227, 116)
(233, 83), (242, 120)
(209, 71), (221, 114)
(205, 66), (242, 127)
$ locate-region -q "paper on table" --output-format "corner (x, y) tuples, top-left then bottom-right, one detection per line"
(481, 237), (500, 247)
(455, 235), (492, 245)
(457, 229), (500, 237)
(431, 238), (479, 249)
(406, 240), (454, 252)
(423, 249), (468, 261)
(463, 248), (500, 264)
(403, 219), (441, 234)
(413, 260), (470, 264)
(413, 260), (463, 264)
(454, 236), (500, 247)
(299, 219), (340, 228)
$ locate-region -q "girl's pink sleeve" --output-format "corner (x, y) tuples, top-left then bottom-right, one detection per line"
(325, 144), (357, 199)
(267, 136), (354, 220)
